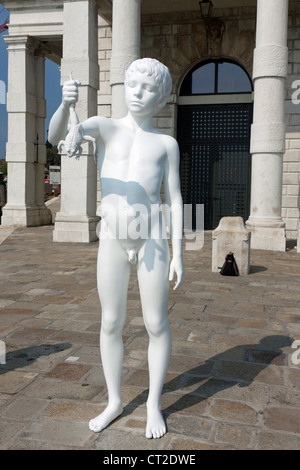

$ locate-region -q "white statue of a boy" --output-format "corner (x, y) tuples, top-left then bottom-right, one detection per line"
(48, 58), (184, 439)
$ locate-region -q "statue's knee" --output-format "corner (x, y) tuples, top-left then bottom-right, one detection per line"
(101, 314), (124, 336)
(144, 315), (168, 338)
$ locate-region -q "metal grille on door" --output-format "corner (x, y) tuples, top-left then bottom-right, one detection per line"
(178, 103), (253, 230)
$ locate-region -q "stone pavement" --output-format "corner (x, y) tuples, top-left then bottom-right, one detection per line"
(1, 197), (300, 450)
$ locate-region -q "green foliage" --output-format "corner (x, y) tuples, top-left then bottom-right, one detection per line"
(0, 159), (7, 175)
(0, 141), (60, 176)
(46, 140), (61, 168)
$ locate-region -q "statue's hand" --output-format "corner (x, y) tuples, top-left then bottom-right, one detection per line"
(62, 78), (81, 107)
(169, 256), (184, 291)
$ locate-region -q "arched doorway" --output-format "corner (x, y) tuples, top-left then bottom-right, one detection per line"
(177, 59), (253, 230)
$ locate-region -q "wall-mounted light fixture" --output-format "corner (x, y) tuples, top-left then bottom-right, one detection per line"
(199, 0), (214, 19)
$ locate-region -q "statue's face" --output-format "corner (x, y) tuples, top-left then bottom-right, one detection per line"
(125, 71), (160, 117)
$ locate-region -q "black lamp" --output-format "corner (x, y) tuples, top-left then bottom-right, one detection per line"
(199, 0), (213, 19)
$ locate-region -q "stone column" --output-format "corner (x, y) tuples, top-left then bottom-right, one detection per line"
(53, 0), (100, 242)
(2, 35), (52, 227)
(110, 0), (141, 118)
(246, 0), (288, 252)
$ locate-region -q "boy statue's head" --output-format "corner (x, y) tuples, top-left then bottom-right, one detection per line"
(125, 58), (172, 110)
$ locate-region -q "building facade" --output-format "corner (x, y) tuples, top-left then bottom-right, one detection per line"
(1, 0), (300, 251)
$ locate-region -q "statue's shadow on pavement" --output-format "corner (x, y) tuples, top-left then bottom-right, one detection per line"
(124, 335), (293, 422)
(0, 343), (72, 373)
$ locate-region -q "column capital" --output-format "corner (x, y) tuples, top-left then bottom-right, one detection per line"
(4, 35), (37, 52)
(4, 35), (49, 57)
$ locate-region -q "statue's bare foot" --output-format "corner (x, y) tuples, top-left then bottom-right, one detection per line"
(146, 406), (166, 439)
(89, 403), (123, 433)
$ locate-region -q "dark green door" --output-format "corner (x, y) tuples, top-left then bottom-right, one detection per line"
(178, 103), (253, 230)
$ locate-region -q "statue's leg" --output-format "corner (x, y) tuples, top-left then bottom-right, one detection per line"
(137, 237), (171, 439)
(89, 238), (131, 433)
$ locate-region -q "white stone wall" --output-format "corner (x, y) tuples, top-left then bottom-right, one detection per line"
(96, 15), (112, 210)
(283, 2), (300, 240)
(97, 15), (112, 118)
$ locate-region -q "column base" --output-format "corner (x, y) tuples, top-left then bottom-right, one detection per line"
(1, 204), (52, 227)
(246, 217), (286, 252)
(53, 212), (100, 243)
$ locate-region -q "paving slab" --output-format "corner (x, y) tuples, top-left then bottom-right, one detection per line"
(19, 417), (96, 448)
(0, 370), (37, 394)
(0, 199), (300, 450)
(0, 227), (15, 246)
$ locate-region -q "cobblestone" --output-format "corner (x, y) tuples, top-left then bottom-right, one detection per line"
(0, 198), (300, 449)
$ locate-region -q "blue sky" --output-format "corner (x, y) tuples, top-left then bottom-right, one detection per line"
(0, 4), (62, 159)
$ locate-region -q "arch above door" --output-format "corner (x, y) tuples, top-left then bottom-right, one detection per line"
(179, 59), (253, 96)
